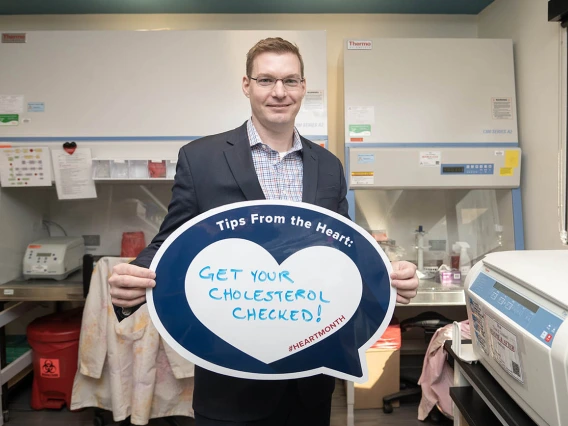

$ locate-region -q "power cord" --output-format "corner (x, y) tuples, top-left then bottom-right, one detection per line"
(41, 220), (68, 236)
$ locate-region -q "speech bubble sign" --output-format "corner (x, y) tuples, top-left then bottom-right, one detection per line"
(147, 200), (395, 383)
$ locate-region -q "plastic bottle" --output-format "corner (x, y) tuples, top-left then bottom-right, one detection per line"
(495, 224), (503, 250)
(452, 242), (471, 276)
(414, 225), (426, 272)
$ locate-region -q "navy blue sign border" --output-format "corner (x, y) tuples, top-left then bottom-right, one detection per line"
(148, 201), (394, 381)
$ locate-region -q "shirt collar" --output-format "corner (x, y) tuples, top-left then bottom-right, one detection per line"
(247, 118), (303, 153)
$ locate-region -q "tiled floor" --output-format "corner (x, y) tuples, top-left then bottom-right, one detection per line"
(3, 378), (451, 426)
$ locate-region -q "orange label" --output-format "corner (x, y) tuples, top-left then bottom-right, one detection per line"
(350, 138), (363, 142)
(40, 358), (60, 378)
(28, 245), (42, 249)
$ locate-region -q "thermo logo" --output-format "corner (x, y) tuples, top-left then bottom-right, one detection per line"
(347, 40), (372, 50)
(2, 33), (26, 43)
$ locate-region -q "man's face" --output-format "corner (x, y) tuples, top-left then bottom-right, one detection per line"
(242, 52), (306, 131)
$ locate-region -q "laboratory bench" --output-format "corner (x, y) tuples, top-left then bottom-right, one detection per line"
(409, 279), (466, 307)
(444, 340), (536, 426)
(0, 271), (84, 302)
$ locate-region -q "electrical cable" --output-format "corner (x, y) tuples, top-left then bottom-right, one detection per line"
(42, 220), (68, 236)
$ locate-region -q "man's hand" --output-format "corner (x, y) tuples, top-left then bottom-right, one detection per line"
(390, 261), (419, 304)
(108, 263), (156, 308)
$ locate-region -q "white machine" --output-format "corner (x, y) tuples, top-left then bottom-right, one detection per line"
(23, 237), (85, 280)
(465, 251), (568, 426)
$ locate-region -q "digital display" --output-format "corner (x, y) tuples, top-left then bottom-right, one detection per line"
(442, 166), (465, 173)
(36, 253), (52, 257)
(493, 282), (539, 313)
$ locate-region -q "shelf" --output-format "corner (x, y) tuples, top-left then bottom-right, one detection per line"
(0, 270), (84, 301)
(405, 291), (465, 306)
(445, 341), (537, 426)
(450, 386), (501, 426)
(92, 178), (174, 183)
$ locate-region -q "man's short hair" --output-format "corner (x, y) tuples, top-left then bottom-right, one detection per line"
(246, 37), (304, 78)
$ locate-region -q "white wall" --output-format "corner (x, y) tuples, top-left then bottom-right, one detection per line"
(0, 188), (47, 283)
(478, 0), (567, 249)
(46, 183), (172, 256)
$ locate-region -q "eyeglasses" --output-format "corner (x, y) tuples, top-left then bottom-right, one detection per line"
(249, 76), (305, 90)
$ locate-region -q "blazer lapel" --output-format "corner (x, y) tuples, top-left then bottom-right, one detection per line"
(224, 123), (266, 201)
(301, 137), (318, 204)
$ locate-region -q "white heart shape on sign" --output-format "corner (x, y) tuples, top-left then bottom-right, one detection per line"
(186, 238), (363, 364)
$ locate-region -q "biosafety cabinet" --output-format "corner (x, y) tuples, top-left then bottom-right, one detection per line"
(344, 38), (523, 305)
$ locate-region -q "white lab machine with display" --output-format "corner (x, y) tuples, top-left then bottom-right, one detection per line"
(465, 251), (568, 426)
(23, 236), (85, 280)
(344, 38), (524, 306)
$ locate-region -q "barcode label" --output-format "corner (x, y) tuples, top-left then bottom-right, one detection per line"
(485, 315), (524, 383)
(512, 361), (520, 377)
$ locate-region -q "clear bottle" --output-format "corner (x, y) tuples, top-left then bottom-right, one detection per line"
(495, 224), (504, 251)
(452, 242), (471, 277)
(414, 225), (426, 272)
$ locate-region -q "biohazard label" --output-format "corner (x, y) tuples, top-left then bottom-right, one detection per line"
(40, 358), (60, 378)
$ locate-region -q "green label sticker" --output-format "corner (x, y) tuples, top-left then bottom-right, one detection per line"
(0, 114), (19, 126)
(349, 124), (371, 136)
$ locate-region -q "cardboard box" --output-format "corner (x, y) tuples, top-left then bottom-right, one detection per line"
(354, 347), (400, 409)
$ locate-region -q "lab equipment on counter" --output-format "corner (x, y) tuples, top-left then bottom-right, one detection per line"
(121, 231), (146, 257)
(452, 242), (472, 277)
(368, 229), (405, 262)
(414, 225), (427, 273)
(465, 250), (568, 426)
(495, 224), (504, 250)
(23, 237), (85, 280)
(370, 229), (388, 242)
(435, 266), (461, 286)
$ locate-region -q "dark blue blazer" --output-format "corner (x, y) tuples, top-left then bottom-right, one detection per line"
(132, 121), (349, 421)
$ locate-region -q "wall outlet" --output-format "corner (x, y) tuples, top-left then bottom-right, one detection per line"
(83, 235), (101, 246)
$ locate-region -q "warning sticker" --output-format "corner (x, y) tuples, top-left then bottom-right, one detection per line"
(486, 316), (523, 383)
(40, 358), (60, 378)
(505, 150), (519, 168)
(492, 97), (513, 120)
(351, 171), (374, 185)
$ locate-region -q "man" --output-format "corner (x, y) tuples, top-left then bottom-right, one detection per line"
(109, 37), (419, 426)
